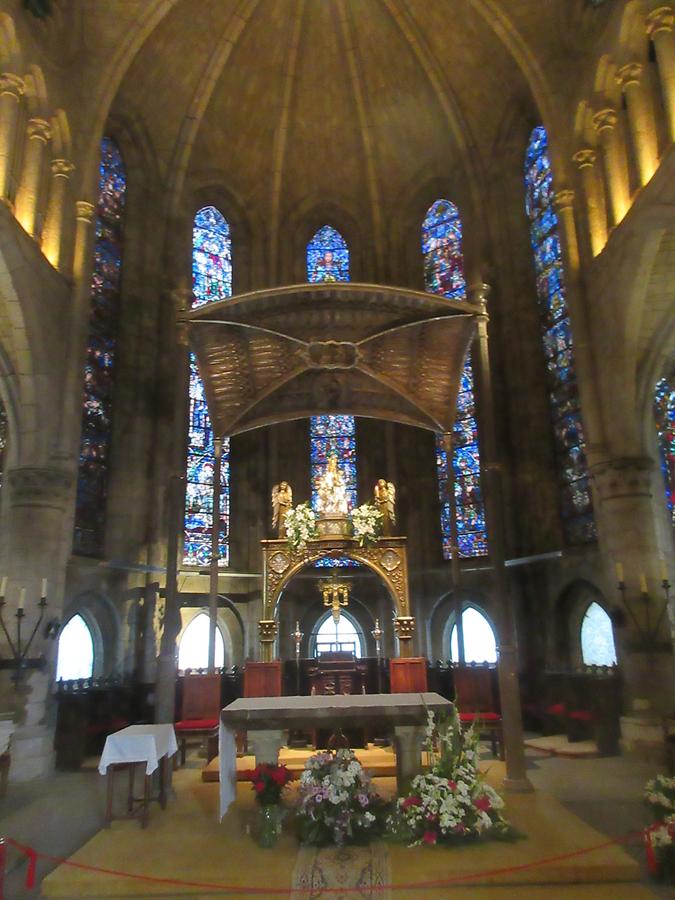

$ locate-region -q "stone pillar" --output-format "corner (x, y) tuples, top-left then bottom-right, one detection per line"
(552, 189), (579, 274)
(393, 725), (425, 792)
(1, 466), (74, 780)
(646, 6), (675, 143)
(592, 109), (630, 227)
(572, 149), (608, 257)
(14, 117), (52, 237)
(208, 437), (222, 672)
(616, 62), (659, 186)
(0, 73), (24, 202)
(590, 456), (675, 757)
(41, 158), (75, 272)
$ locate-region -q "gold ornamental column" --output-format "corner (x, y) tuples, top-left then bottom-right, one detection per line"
(472, 285), (532, 792)
(14, 117), (51, 236)
(647, 6), (675, 142)
(393, 616), (415, 658)
(0, 73), (24, 202)
(616, 62), (658, 186)
(572, 149), (608, 257)
(259, 619), (278, 662)
(552, 189), (579, 274)
(592, 108), (630, 226)
(41, 158), (75, 271)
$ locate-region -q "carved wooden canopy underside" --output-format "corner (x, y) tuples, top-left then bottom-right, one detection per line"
(185, 283), (477, 437)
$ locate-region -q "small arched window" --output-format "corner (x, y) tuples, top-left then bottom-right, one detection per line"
(178, 613), (225, 671)
(314, 612), (363, 658)
(580, 602), (617, 666)
(306, 225), (349, 284)
(56, 614), (95, 681)
(449, 607), (497, 664)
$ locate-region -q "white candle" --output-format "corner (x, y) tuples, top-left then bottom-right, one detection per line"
(0, 577), (7, 599)
(615, 562), (624, 584)
(41, 578), (47, 599)
(660, 558), (668, 582)
(18, 588), (25, 611)
(639, 573), (648, 594)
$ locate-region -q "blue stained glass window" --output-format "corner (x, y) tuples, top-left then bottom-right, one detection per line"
(422, 200), (488, 559)
(654, 376), (675, 528)
(184, 207), (231, 567)
(306, 227), (355, 567)
(524, 127), (595, 544)
(74, 137), (126, 556)
(0, 400), (7, 493)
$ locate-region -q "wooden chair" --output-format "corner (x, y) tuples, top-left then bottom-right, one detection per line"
(174, 674), (221, 766)
(452, 665), (504, 759)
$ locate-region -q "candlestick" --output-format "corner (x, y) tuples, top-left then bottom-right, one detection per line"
(18, 589), (25, 611)
(615, 562), (624, 584)
(639, 573), (648, 594)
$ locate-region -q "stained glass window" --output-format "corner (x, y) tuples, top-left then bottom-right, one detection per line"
(73, 137), (126, 556)
(524, 127), (595, 544)
(0, 399), (7, 493)
(654, 375), (675, 527)
(184, 207), (231, 567)
(580, 602), (617, 666)
(306, 227), (355, 567)
(422, 200), (488, 558)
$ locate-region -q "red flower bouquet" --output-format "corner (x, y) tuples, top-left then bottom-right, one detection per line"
(242, 763), (293, 805)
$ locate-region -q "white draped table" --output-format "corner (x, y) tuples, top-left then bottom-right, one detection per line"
(218, 692), (452, 818)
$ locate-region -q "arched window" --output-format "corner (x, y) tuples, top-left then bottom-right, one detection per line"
(314, 611), (363, 658)
(654, 375), (675, 528)
(0, 398), (7, 492)
(524, 127), (595, 544)
(73, 137), (126, 557)
(184, 206), (231, 567)
(56, 614), (95, 681)
(422, 200), (487, 558)
(449, 606), (497, 664)
(306, 227), (356, 567)
(178, 612), (225, 671)
(580, 602), (617, 666)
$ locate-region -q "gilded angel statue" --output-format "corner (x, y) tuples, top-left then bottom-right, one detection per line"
(374, 478), (396, 536)
(271, 481), (293, 538)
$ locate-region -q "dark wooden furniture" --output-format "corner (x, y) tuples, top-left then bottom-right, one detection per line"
(452, 664), (504, 759)
(243, 661), (283, 697)
(389, 657), (428, 693)
(104, 757), (171, 829)
(310, 651), (363, 696)
(174, 673), (221, 765)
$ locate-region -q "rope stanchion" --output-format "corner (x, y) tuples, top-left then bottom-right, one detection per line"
(0, 829), (646, 895)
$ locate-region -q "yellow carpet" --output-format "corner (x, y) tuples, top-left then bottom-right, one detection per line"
(41, 764), (644, 899)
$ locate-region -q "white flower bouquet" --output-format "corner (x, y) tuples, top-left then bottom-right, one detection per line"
(390, 707), (514, 846)
(284, 502), (318, 550)
(645, 775), (675, 880)
(349, 503), (383, 547)
(296, 749), (383, 845)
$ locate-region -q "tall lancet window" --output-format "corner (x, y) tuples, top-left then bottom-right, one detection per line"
(306, 226), (356, 567)
(0, 399), (7, 493)
(654, 375), (675, 528)
(524, 127), (595, 544)
(74, 137), (126, 557)
(422, 200), (488, 559)
(183, 206), (232, 567)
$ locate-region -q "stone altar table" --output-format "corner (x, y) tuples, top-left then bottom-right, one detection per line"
(218, 692), (452, 816)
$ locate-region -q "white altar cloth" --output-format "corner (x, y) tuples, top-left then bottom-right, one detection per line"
(99, 724), (178, 776)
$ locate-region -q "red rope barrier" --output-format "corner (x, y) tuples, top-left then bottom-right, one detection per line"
(1, 830), (645, 895)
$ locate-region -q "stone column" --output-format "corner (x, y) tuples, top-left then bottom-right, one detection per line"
(41, 158), (75, 272)
(0, 73), (24, 202)
(553, 189), (580, 274)
(590, 456), (675, 758)
(592, 109), (630, 227)
(1, 466), (74, 780)
(14, 117), (52, 237)
(646, 6), (675, 143)
(572, 149), (608, 257)
(616, 62), (659, 186)
(208, 437), (222, 672)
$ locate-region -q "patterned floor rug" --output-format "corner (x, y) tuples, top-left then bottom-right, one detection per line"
(291, 842), (391, 900)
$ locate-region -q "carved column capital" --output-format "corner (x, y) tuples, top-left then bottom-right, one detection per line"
(7, 466), (74, 509)
(616, 61), (644, 89)
(553, 189), (575, 211)
(75, 200), (95, 225)
(593, 108), (618, 133)
(573, 148), (597, 169)
(26, 117), (51, 143)
(646, 6), (674, 37)
(50, 158), (74, 179)
(0, 73), (24, 99)
(589, 456), (654, 502)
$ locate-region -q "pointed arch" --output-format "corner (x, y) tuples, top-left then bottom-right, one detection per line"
(422, 199), (487, 559)
(306, 224), (350, 284)
(184, 206), (231, 567)
(448, 604), (497, 664)
(313, 609), (364, 658)
(56, 614), (95, 681)
(178, 611), (225, 671)
(654, 375), (675, 529)
(580, 601), (617, 667)
(524, 126), (595, 545)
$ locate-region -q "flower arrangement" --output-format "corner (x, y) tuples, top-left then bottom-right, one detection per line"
(284, 502), (318, 550)
(645, 774), (675, 880)
(242, 763), (293, 806)
(390, 707), (514, 846)
(296, 749), (382, 846)
(349, 503), (383, 547)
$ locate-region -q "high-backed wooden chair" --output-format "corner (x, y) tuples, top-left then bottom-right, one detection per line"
(452, 665), (504, 759)
(174, 674), (221, 766)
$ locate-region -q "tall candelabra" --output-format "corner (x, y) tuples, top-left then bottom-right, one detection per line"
(0, 579), (49, 683)
(371, 618), (383, 694)
(292, 620), (304, 695)
(614, 562), (670, 651)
